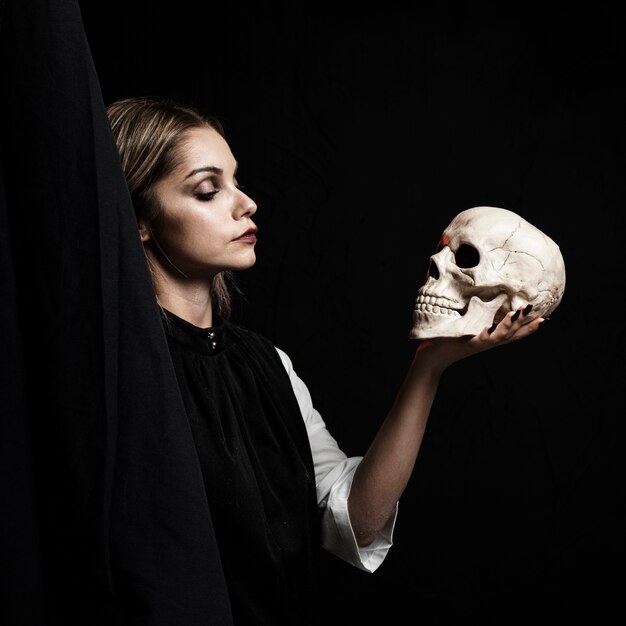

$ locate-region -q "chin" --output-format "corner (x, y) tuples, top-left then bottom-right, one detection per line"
(243, 250), (257, 268)
(229, 254), (257, 272)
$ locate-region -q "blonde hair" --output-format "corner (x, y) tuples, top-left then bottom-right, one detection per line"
(107, 96), (233, 319)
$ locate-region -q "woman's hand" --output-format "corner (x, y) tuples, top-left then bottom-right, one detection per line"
(414, 304), (545, 375)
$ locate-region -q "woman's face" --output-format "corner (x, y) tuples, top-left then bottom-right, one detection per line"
(147, 126), (258, 280)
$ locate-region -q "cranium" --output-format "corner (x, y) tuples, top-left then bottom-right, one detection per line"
(410, 206), (566, 339)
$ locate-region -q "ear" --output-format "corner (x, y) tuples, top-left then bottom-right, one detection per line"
(139, 221), (151, 243)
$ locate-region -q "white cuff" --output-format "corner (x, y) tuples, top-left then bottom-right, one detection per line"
(320, 461), (397, 573)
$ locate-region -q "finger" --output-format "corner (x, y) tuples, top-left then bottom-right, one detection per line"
(500, 316), (545, 345)
(508, 303), (536, 327)
(488, 307), (523, 338)
(510, 303), (534, 328)
(484, 304), (534, 343)
(511, 302), (533, 323)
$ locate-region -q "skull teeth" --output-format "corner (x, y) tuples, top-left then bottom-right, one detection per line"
(414, 295), (462, 317)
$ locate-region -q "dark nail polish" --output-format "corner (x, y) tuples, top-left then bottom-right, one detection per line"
(488, 323), (497, 334)
(511, 310), (521, 322)
(523, 304), (533, 316)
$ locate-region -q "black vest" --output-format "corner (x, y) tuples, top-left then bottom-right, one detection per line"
(163, 311), (322, 625)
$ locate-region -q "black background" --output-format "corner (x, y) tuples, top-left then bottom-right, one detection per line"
(78, 2), (624, 622)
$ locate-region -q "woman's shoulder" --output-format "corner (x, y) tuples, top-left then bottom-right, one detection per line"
(225, 320), (284, 358)
(225, 321), (295, 381)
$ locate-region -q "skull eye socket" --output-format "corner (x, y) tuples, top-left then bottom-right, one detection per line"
(454, 244), (480, 268)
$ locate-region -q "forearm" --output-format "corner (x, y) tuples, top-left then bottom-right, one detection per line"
(347, 352), (443, 547)
(346, 308), (543, 547)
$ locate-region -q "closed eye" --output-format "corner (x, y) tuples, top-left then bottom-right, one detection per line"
(194, 191), (218, 201)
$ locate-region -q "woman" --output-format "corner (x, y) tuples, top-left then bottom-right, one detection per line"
(106, 96), (544, 624)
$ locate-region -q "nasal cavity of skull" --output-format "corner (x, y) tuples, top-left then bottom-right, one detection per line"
(427, 257), (439, 279)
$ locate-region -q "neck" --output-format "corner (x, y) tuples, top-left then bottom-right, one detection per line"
(158, 287), (215, 328)
(148, 258), (216, 328)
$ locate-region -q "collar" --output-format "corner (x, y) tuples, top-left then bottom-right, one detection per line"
(162, 308), (231, 355)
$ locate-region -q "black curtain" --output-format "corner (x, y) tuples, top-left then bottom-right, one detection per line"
(0, 1), (232, 624)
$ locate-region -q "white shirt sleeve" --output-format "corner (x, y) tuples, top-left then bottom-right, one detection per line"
(275, 346), (397, 573)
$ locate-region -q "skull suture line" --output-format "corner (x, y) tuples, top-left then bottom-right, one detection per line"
(409, 206), (566, 339)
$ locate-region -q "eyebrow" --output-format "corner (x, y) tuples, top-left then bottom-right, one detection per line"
(184, 165), (223, 180)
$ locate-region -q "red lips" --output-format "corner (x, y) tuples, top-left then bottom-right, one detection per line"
(234, 227), (258, 243)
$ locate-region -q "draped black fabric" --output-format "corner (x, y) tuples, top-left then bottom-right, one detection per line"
(163, 311), (321, 625)
(0, 1), (233, 624)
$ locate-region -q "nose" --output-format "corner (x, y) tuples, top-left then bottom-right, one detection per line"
(235, 188), (257, 218)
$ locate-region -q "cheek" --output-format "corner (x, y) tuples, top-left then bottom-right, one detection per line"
(156, 210), (222, 254)
(152, 212), (185, 245)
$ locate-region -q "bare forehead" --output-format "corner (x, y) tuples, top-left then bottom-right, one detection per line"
(176, 126), (236, 173)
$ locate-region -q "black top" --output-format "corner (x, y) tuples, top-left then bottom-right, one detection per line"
(162, 310), (322, 625)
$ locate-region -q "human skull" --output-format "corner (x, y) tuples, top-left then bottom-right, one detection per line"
(409, 206), (566, 339)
